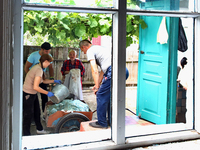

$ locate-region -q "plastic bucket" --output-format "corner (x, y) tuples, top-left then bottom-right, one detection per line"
(50, 84), (70, 103)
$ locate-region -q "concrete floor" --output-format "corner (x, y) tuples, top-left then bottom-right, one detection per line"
(132, 139), (200, 150)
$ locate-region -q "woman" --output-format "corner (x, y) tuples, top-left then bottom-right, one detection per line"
(23, 54), (61, 136)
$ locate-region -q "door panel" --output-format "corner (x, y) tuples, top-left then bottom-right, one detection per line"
(137, 16), (169, 124)
(136, 0), (179, 124)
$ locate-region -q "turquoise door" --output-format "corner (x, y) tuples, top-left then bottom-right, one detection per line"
(136, 1), (179, 124)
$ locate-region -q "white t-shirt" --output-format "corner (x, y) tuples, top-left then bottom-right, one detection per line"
(178, 64), (193, 127)
(87, 45), (111, 73)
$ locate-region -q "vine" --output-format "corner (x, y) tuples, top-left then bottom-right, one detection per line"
(23, 1), (147, 48)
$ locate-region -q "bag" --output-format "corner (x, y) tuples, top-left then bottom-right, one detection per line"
(178, 18), (188, 52)
(157, 17), (169, 44)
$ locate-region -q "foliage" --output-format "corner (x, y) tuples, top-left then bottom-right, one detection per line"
(23, 0), (147, 48)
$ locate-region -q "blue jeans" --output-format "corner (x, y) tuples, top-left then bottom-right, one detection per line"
(96, 66), (111, 127)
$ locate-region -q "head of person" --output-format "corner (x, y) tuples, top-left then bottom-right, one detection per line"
(41, 42), (52, 55)
(126, 67), (129, 80)
(68, 50), (77, 61)
(180, 57), (187, 69)
(79, 40), (92, 54)
(39, 54), (53, 69)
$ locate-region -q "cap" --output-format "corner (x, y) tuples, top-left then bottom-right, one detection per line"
(41, 42), (51, 50)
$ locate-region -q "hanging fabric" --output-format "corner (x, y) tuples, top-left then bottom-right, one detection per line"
(157, 17), (169, 44)
(178, 18), (188, 52)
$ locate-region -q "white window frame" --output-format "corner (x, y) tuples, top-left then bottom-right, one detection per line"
(12, 0), (200, 149)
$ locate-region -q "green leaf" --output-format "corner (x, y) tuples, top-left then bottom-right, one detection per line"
(75, 24), (86, 37)
(56, 30), (66, 39)
(127, 21), (134, 33)
(126, 36), (133, 47)
(61, 18), (70, 25)
(24, 10), (145, 48)
(100, 27), (107, 34)
(139, 19), (148, 29)
(34, 26), (42, 33)
(24, 22), (29, 34)
(57, 12), (67, 20)
(62, 23), (70, 30)
(26, 13), (35, 20)
(88, 18), (98, 28)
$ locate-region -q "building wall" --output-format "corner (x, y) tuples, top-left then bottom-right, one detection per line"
(0, 0), (13, 149)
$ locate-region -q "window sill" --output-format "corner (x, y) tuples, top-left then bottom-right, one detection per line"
(22, 123), (195, 149)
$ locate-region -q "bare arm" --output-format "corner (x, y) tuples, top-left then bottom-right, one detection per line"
(90, 59), (100, 89)
(48, 63), (54, 77)
(43, 79), (55, 84)
(33, 76), (49, 95)
(98, 70), (104, 85)
(24, 61), (33, 73)
(90, 59), (102, 95)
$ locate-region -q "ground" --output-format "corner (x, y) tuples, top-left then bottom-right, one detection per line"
(30, 86), (137, 135)
(28, 86), (200, 149)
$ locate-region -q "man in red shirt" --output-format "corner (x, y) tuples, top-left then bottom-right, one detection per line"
(61, 50), (85, 86)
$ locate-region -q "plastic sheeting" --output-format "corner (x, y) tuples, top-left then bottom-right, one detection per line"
(46, 99), (90, 116)
(157, 17), (168, 44)
(63, 69), (83, 100)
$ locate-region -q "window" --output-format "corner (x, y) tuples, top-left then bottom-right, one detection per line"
(24, 0), (113, 8)
(12, 0), (200, 149)
(127, 0), (195, 12)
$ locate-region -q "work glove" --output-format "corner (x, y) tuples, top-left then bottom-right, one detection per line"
(47, 92), (54, 97)
(54, 80), (62, 84)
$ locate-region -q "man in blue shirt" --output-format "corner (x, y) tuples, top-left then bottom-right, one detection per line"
(24, 42), (54, 116)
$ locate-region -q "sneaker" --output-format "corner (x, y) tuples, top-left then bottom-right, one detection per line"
(89, 121), (108, 129)
(42, 115), (46, 121)
(36, 130), (49, 134)
(31, 121), (35, 126)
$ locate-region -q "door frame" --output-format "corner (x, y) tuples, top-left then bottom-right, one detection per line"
(11, 0), (200, 149)
(167, 17), (179, 123)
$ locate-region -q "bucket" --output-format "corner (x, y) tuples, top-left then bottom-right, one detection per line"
(50, 84), (70, 103)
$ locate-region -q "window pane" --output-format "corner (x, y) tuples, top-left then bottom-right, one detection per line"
(23, 10), (112, 143)
(24, 0), (113, 8)
(125, 15), (194, 137)
(127, 0), (195, 12)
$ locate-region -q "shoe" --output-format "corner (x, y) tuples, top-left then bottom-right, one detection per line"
(89, 121), (108, 129)
(36, 130), (49, 134)
(42, 115), (46, 121)
(31, 121), (35, 126)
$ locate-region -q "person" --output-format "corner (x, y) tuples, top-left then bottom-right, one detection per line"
(23, 54), (61, 136)
(177, 57), (193, 127)
(79, 39), (129, 129)
(178, 57), (188, 90)
(61, 50), (85, 86)
(24, 42), (54, 114)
